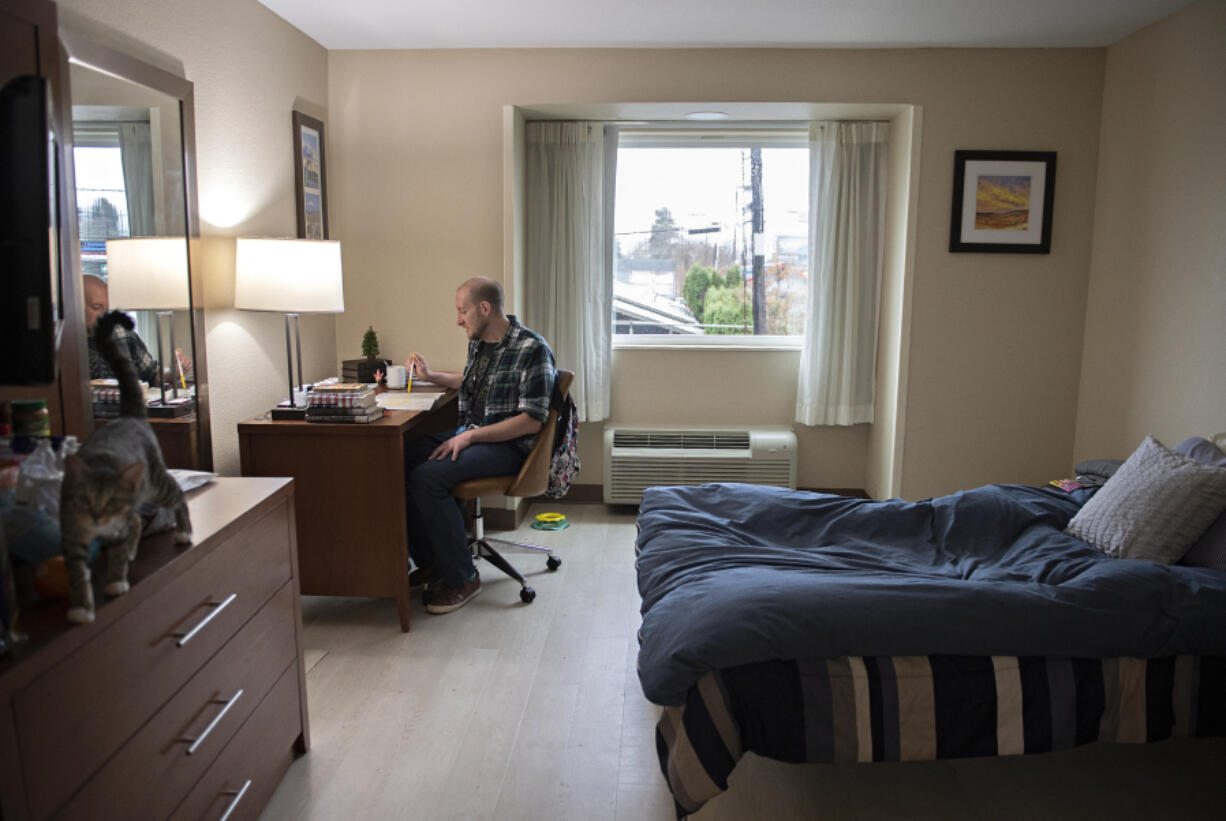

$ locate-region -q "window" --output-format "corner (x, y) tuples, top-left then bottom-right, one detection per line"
(73, 125), (130, 277)
(613, 127), (808, 346)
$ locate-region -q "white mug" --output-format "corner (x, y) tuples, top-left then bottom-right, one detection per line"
(386, 364), (407, 389)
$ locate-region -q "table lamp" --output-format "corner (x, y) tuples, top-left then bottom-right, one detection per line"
(234, 238), (344, 419)
(105, 237), (191, 414)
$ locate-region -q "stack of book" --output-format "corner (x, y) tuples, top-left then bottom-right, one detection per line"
(90, 378), (148, 418)
(306, 383), (383, 423)
(341, 358), (392, 383)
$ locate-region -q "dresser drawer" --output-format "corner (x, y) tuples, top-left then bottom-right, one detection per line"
(53, 582), (298, 821)
(15, 500), (293, 820)
(169, 663), (302, 821)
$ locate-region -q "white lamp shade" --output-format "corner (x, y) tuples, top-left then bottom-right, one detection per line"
(234, 238), (344, 313)
(105, 237), (191, 310)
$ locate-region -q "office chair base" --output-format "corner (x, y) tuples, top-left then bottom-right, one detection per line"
(461, 497), (560, 604)
(469, 537), (560, 604)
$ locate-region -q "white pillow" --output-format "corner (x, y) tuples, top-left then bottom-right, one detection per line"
(1065, 436), (1226, 563)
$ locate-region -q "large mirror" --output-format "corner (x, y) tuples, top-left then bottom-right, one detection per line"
(61, 30), (211, 471)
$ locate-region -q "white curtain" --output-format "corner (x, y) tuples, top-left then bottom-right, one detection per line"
(523, 121), (613, 422)
(796, 121), (889, 426)
(118, 122), (155, 237)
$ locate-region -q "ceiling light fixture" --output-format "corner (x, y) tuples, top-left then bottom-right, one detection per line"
(684, 111), (730, 121)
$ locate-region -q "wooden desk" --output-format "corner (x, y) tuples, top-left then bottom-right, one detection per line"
(148, 416), (199, 470)
(237, 393), (457, 631)
(95, 415), (199, 470)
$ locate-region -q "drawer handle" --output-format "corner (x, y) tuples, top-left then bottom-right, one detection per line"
(175, 593), (237, 647)
(182, 689), (243, 755)
(218, 779), (252, 821)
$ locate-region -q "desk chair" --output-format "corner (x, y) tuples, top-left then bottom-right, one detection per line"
(446, 369), (573, 604)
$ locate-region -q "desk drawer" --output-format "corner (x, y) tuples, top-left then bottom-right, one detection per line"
(169, 663), (302, 821)
(16, 501), (293, 820)
(53, 583), (297, 821)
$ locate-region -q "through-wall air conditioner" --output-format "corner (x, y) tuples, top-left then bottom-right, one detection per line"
(603, 426), (797, 505)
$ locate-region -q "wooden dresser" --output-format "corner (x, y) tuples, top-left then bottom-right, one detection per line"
(0, 477), (308, 821)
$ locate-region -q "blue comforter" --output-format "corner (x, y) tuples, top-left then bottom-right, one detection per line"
(635, 483), (1226, 706)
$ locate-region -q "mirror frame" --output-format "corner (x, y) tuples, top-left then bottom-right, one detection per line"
(59, 28), (212, 471)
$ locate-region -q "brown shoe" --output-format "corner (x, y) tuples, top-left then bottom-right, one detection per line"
(409, 564), (436, 590)
(425, 571), (482, 614)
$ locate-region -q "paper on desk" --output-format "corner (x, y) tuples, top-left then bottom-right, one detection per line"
(377, 391), (443, 411)
(169, 469), (217, 492)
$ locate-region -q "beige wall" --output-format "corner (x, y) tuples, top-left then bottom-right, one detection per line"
(1074, 0), (1226, 462)
(59, 0), (332, 474)
(330, 47), (1104, 499)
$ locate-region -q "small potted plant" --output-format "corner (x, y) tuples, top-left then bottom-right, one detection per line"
(361, 326), (380, 361)
(358, 326), (386, 384)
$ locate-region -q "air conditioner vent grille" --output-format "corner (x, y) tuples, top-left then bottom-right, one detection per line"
(604, 426), (797, 504)
(612, 430), (750, 450)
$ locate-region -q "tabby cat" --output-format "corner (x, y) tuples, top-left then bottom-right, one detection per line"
(61, 310), (191, 624)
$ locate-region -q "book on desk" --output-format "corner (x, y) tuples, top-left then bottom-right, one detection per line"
(304, 409), (384, 423)
(310, 387), (376, 408)
(306, 382), (379, 422)
(341, 358), (391, 383)
(90, 379), (194, 418)
(300, 382), (375, 423)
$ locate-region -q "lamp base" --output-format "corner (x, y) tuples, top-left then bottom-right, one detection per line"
(270, 406), (308, 421)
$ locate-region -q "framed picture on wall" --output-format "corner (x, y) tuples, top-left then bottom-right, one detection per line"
(949, 150), (1056, 253)
(292, 110), (328, 239)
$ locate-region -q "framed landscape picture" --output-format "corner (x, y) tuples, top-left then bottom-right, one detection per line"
(949, 150), (1056, 253)
(292, 110), (328, 239)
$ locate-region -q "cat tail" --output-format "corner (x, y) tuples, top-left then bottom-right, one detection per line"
(95, 310), (147, 420)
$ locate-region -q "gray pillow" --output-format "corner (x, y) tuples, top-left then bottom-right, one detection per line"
(1173, 436), (1226, 468)
(1174, 437), (1226, 571)
(1065, 436), (1226, 564)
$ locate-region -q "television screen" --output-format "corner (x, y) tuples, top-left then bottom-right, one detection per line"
(0, 73), (61, 385)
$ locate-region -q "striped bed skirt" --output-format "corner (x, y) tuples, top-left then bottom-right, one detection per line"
(655, 654), (1226, 818)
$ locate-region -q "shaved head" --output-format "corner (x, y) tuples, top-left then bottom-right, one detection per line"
(459, 276), (504, 313)
(83, 275), (108, 331)
(455, 276), (510, 342)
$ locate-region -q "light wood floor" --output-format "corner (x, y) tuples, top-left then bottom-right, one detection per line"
(262, 502), (1226, 820)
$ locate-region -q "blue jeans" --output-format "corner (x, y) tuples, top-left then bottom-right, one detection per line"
(404, 428), (526, 588)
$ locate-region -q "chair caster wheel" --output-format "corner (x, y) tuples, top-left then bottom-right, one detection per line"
(520, 587), (536, 603)
(546, 556), (561, 571)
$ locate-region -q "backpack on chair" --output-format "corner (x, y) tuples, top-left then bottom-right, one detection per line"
(545, 384), (580, 499)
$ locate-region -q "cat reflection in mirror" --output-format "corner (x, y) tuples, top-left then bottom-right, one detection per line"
(61, 310), (191, 624)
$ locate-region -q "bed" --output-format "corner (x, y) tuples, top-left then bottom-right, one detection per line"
(635, 455), (1226, 818)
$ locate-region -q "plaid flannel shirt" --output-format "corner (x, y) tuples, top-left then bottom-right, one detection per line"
(88, 326), (160, 385)
(458, 315), (555, 455)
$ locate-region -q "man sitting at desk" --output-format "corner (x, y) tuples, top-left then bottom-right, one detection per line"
(84, 274), (160, 385)
(404, 276), (555, 615)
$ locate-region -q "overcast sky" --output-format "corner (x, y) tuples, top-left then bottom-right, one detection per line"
(614, 147), (810, 252)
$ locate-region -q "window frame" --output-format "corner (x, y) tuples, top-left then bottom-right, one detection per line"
(611, 124), (810, 351)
